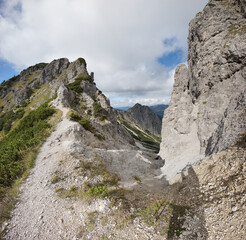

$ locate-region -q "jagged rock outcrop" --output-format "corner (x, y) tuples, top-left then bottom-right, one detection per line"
(119, 103), (162, 136)
(159, 0), (246, 182)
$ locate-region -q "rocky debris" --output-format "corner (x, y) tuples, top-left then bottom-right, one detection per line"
(159, 0), (246, 181)
(159, 133), (246, 240)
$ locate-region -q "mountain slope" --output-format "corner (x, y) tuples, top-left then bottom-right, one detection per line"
(0, 58), (171, 240)
(116, 103), (162, 152)
(149, 104), (168, 119)
(118, 103), (162, 136)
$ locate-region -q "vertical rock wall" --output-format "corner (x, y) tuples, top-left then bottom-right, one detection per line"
(159, 0), (246, 182)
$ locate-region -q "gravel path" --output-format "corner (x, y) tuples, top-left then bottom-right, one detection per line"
(4, 107), (89, 240)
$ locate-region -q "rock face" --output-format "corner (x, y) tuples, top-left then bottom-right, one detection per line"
(159, 0), (246, 182)
(122, 103), (162, 136)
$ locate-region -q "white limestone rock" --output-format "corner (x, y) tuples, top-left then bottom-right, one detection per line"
(159, 0), (246, 182)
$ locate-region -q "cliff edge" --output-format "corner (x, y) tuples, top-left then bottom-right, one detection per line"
(159, 0), (246, 182)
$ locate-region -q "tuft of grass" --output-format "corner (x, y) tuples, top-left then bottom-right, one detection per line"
(70, 185), (77, 191)
(51, 175), (60, 184)
(78, 118), (93, 132)
(99, 114), (107, 121)
(66, 79), (83, 93)
(70, 112), (82, 121)
(133, 175), (141, 184)
(93, 102), (102, 116)
(79, 157), (119, 186)
(133, 200), (169, 227)
(208, 164), (215, 172)
(87, 184), (108, 197)
(95, 133), (105, 140)
(72, 97), (80, 107)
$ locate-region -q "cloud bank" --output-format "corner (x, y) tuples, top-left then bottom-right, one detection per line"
(0, 0), (207, 107)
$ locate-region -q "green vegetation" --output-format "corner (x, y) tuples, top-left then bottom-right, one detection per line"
(133, 175), (141, 184)
(0, 109), (25, 134)
(79, 157), (119, 186)
(70, 112), (82, 121)
(51, 175), (60, 184)
(133, 200), (169, 228)
(78, 57), (87, 67)
(93, 102), (102, 116)
(72, 97), (80, 107)
(95, 133), (105, 140)
(226, 23), (246, 38)
(78, 118), (93, 132)
(66, 78), (83, 93)
(73, 74), (93, 83)
(19, 100), (28, 108)
(0, 96), (58, 228)
(68, 110), (105, 140)
(99, 114), (107, 121)
(88, 184), (108, 197)
(33, 62), (48, 69)
(0, 75), (20, 92)
(0, 101), (55, 190)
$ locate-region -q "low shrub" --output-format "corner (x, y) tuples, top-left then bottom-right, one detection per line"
(99, 115), (107, 121)
(78, 58), (87, 67)
(66, 79), (83, 93)
(93, 102), (102, 116)
(0, 100), (55, 189)
(79, 118), (93, 131)
(87, 184), (108, 197)
(70, 112), (82, 121)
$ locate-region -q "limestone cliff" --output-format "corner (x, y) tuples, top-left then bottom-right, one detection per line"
(159, 0), (246, 182)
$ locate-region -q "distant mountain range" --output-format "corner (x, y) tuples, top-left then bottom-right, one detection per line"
(115, 103), (162, 152)
(115, 104), (168, 119)
(149, 104), (168, 119)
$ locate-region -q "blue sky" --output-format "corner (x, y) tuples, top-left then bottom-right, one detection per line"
(0, 59), (18, 83)
(157, 49), (185, 68)
(0, 0), (208, 107)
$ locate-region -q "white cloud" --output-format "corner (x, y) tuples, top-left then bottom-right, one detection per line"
(0, 0), (208, 106)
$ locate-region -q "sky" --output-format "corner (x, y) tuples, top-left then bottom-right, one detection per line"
(0, 0), (208, 107)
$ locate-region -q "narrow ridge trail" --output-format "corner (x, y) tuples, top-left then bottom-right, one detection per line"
(4, 107), (90, 240)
